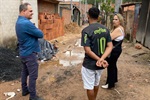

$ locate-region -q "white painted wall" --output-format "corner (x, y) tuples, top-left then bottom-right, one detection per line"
(0, 0), (21, 47)
(0, 0), (2, 45)
(0, 0), (38, 47)
(22, 0), (38, 27)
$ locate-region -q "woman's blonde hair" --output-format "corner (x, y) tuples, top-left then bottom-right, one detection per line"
(115, 13), (124, 27)
(111, 13), (125, 32)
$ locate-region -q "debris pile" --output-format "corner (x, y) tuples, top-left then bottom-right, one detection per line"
(134, 43), (142, 49)
(38, 38), (58, 62)
(64, 22), (81, 34)
(0, 47), (22, 82)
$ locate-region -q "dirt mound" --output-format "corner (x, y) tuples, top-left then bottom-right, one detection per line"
(0, 47), (22, 82)
(64, 22), (81, 34)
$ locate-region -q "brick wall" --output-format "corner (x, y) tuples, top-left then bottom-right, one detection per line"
(38, 13), (64, 41)
(38, 0), (56, 14)
(37, 1), (64, 41)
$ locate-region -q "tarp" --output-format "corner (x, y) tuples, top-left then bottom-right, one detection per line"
(38, 38), (58, 61)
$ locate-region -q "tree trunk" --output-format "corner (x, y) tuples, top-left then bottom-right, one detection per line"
(115, 0), (122, 13)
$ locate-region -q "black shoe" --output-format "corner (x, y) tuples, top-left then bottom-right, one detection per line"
(29, 96), (43, 100)
(22, 90), (29, 96)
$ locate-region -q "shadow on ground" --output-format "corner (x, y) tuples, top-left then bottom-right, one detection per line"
(0, 47), (22, 82)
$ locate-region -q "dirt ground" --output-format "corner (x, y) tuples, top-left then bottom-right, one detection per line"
(0, 24), (150, 100)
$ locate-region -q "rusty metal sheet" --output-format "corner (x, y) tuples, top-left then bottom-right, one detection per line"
(143, 5), (150, 49)
(132, 3), (141, 39)
(136, 0), (149, 42)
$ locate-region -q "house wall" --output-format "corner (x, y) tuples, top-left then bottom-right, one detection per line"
(22, 0), (38, 27)
(62, 9), (72, 25)
(0, 0), (2, 45)
(38, 0), (57, 14)
(0, 0), (21, 47)
(136, 0), (150, 49)
(38, 0), (64, 41)
(0, 0), (38, 47)
(126, 11), (134, 35)
(80, 4), (92, 21)
(122, 5), (135, 41)
(59, 3), (92, 25)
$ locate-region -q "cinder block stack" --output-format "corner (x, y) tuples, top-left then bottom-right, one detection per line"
(38, 12), (64, 41)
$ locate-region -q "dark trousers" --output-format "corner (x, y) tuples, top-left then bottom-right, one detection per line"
(20, 53), (38, 99)
(106, 49), (122, 88)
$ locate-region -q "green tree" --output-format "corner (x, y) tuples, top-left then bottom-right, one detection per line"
(100, 0), (114, 27)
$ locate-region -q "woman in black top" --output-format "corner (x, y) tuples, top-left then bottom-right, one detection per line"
(102, 13), (125, 89)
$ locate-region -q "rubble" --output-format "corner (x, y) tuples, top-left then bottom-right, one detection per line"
(135, 43), (142, 49)
(4, 92), (15, 100)
(64, 22), (81, 34)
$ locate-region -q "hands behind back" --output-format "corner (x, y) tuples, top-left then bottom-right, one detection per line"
(96, 58), (109, 68)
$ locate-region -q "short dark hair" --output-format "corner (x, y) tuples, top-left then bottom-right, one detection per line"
(88, 7), (100, 19)
(19, 3), (31, 13)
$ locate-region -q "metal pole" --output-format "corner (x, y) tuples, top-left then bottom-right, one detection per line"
(84, 0), (86, 22)
(79, 0), (82, 25)
(85, 0), (87, 21)
(71, 0), (73, 21)
(94, 0), (96, 6)
(79, 0), (81, 11)
(115, 0), (122, 13)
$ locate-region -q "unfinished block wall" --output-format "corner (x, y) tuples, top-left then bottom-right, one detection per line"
(38, 13), (64, 41)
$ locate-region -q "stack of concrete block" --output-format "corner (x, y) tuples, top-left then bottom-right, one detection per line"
(38, 12), (64, 41)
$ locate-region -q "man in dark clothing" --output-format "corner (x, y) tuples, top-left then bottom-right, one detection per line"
(15, 3), (43, 100)
(81, 7), (113, 100)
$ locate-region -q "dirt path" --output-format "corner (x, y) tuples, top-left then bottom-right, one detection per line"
(0, 26), (150, 100)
